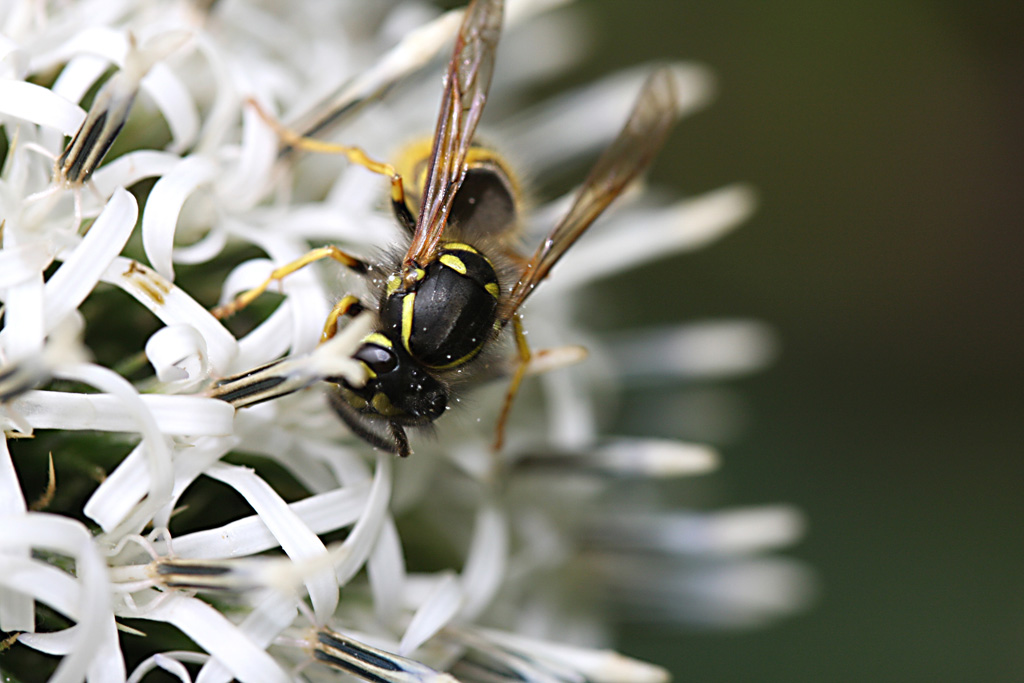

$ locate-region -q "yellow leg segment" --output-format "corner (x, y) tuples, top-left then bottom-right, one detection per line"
(212, 246), (366, 319)
(321, 295), (364, 343)
(493, 315), (532, 453)
(248, 98), (410, 222)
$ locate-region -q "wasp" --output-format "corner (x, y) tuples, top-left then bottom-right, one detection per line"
(213, 0), (681, 457)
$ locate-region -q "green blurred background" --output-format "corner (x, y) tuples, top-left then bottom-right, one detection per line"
(574, 1), (1023, 680)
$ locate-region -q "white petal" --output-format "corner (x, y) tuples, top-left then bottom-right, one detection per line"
(459, 504), (508, 622)
(585, 506), (806, 557)
(170, 483), (370, 559)
(204, 463), (337, 621)
(84, 442), (151, 533)
(141, 62), (200, 153)
(0, 437), (33, 632)
(58, 362), (173, 517)
(0, 556), (79, 621)
(400, 572), (463, 656)
(0, 272), (44, 361)
(332, 453), (393, 586)
(145, 324), (210, 384)
(0, 513), (119, 683)
(33, 26), (127, 76)
(138, 595), (290, 683)
(606, 321), (779, 381)
(50, 53), (112, 107)
(596, 554), (815, 627)
(125, 655), (201, 683)
(194, 591), (296, 683)
(11, 390), (233, 435)
(537, 185), (756, 296)
(475, 627), (670, 683)
(101, 257), (238, 373)
(514, 438), (719, 478)
(172, 225), (228, 265)
(234, 302), (294, 370)
(283, 7), (461, 137)
(367, 517), (407, 627)
(0, 34), (28, 79)
(504, 63), (712, 174)
(594, 439), (719, 478)
(43, 189), (138, 330)
(0, 80), (84, 133)
(0, 240), (52, 288)
(214, 103), (277, 211)
(89, 150), (182, 198)
(141, 155), (219, 280)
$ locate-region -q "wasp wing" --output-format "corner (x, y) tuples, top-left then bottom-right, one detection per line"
(507, 67), (681, 314)
(404, 0), (504, 269)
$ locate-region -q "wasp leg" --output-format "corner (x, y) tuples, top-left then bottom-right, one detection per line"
(493, 314), (532, 452)
(321, 295), (366, 343)
(389, 423), (412, 458)
(212, 246), (369, 319)
(248, 98), (415, 232)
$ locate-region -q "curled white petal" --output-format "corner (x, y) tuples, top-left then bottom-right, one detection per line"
(141, 155), (219, 280)
(145, 324), (210, 384)
(142, 62), (200, 153)
(43, 189), (138, 331)
(128, 652), (207, 683)
(0, 80), (84, 133)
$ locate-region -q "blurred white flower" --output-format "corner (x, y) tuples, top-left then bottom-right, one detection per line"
(0, 1), (811, 681)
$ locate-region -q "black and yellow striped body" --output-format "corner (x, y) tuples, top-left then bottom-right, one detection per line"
(381, 242), (500, 369)
(328, 144), (523, 456)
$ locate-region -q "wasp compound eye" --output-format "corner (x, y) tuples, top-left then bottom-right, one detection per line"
(354, 343), (398, 375)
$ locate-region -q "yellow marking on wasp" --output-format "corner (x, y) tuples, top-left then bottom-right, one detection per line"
(485, 282), (500, 299)
(428, 344), (483, 371)
(401, 293), (416, 353)
(342, 389), (367, 410)
(386, 273), (402, 296)
(372, 392), (398, 416)
(363, 333), (392, 349)
(439, 254), (467, 275)
(443, 242), (479, 254)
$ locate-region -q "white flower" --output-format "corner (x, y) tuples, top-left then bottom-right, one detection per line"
(0, 1), (811, 682)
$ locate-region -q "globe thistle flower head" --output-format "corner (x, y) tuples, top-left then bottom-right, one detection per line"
(0, 1), (810, 681)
